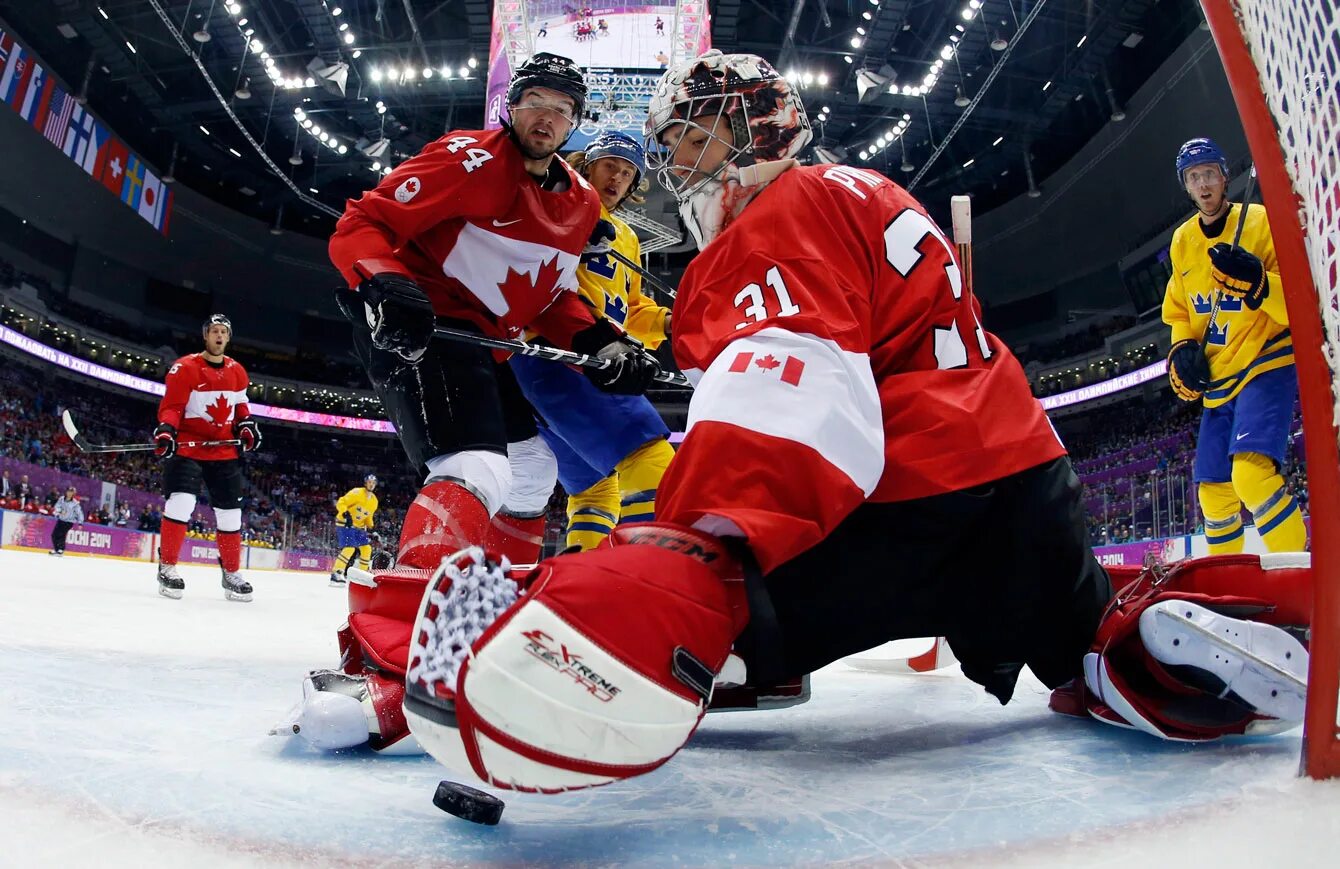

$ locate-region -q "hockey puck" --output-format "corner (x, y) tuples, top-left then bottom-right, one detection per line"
(432, 780), (505, 825)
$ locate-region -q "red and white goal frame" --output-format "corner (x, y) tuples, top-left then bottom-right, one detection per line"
(1199, 0), (1340, 778)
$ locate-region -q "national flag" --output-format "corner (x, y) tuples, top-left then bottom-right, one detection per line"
(120, 152), (146, 209)
(0, 32), (26, 105)
(17, 61), (48, 124)
(62, 105), (108, 175)
(158, 187), (174, 236)
(2, 46), (34, 110)
(100, 136), (130, 197)
(138, 163), (165, 228)
(42, 83), (76, 146)
(727, 350), (806, 386)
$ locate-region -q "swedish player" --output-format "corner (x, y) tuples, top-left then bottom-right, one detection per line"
(330, 474), (379, 585)
(1163, 138), (1304, 554)
(510, 131), (675, 550)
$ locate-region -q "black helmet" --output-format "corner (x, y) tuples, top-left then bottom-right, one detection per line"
(507, 52), (587, 122)
(203, 314), (232, 337)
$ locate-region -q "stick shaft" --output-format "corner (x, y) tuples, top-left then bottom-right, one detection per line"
(432, 325), (691, 387)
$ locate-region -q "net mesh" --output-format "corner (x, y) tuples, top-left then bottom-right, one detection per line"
(1232, 0), (1340, 426)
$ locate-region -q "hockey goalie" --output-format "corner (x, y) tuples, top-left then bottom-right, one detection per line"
(297, 50), (1312, 786)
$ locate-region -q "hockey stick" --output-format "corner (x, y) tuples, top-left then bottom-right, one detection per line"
(862, 196), (980, 676)
(846, 637), (959, 674)
(432, 325), (692, 388)
(605, 249), (677, 301)
(1200, 164), (1257, 351)
(61, 410), (242, 454)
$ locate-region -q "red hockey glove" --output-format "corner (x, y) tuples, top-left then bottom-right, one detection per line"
(1167, 339), (1210, 402)
(403, 524), (748, 791)
(234, 418), (262, 452)
(571, 319), (661, 395)
(1208, 243), (1268, 310)
(152, 423), (178, 459)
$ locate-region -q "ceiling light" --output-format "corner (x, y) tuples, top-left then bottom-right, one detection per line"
(802, 72), (813, 85)
(860, 150), (869, 160)
(991, 31), (1008, 50)
(250, 38), (263, 52)
(1042, 80), (1052, 91)
(459, 66), (469, 77)
(352, 49), (361, 58)
(377, 103), (387, 114)
(1077, 35), (1087, 48)
(228, 147), (242, 157)
(956, 24), (965, 32)
(235, 78), (251, 99)
(309, 187), (319, 194)
(822, 105), (831, 113)
(126, 41), (136, 53)
(97, 6), (108, 19)
(843, 55), (853, 64)
(468, 57), (478, 69)
(857, 27), (866, 35)
(301, 118), (312, 128)
(294, 108), (306, 119)
(332, 7), (343, 16)
(850, 37), (863, 48)
(370, 68), (383, 82)
(343, 33), (355, 44)
(862, 11), (872, 20)
(382, 166), (392, 175)
(963, 158), (974, 168)
(193, 28), (212, 43)
(962, 8), (975, 20)
(992, 136), (1003, 146)
(371, 161), (381, 171)
(423, 67), (433, 78)
(305, 76), (316, 87)
(199, 125), (210, 135)
(311, 124), (322, 136)
(940, 45), (953, 60)
(954, 86), (970, 107)
(338, 22), (349, 31)
(817, 73), (829, 86)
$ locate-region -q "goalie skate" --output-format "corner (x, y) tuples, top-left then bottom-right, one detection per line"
(1139, 599), (1308, 723)
(157, 562), (185, 600)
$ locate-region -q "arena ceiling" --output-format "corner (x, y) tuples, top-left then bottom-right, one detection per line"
(2, 0), (1205, 240)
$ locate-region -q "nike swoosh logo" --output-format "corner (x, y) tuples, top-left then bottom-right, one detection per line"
(1181, 270), (1191, 276)
(492, 218), (522, 227)
(1236, 432), (1251, 440)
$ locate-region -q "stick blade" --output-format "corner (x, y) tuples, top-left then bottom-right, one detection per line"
(61, 410), (90, 452)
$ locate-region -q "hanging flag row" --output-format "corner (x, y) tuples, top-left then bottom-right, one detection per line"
(0, 27), (173, 235)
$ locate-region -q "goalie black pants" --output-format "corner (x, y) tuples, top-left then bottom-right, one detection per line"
(735, 455), (1112, 705)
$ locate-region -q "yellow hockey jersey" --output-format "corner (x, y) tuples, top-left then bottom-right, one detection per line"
(335, 487), (378, 529)
(575, 206), (671, 349)
(1162, 202), (1293, 408)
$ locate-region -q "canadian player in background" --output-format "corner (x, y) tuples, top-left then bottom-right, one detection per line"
(329, 474), (379, 586)
(1163, 138), (1304, 555)
(510, 131), (674, 552)
(286, 52), (661, 753)
(399, 50), (1313, 792)
(153, 314), (260, 602)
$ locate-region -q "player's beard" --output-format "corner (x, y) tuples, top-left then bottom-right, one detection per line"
(518, 136), (560, 162)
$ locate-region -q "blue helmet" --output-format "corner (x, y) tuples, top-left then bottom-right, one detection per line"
(585, 131), (645, 185)
(1175, 137), (1229, 185)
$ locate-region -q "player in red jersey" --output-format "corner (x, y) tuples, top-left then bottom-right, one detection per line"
(284, 53), (660, 753)
(153, 314), (260, 602)
(395, 51), (1313, 792)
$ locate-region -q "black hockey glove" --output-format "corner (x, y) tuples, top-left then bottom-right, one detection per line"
(152, 423), (178, 459)
(338, 511), (352, 527)
(234, 418), (262, 452)
(357, 273), (436, 361)
(571, 319), (661, 395)
(1167, 339), (1211, 402)
(581, 218), (617, 262)
(1207, 243), (1269, 310)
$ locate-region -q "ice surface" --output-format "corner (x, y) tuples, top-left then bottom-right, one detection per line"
(3, 547), (1339, 867)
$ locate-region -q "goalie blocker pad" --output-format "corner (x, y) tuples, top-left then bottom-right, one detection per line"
(1063, 552), (1311, 740)
(405, 523), (749, 792)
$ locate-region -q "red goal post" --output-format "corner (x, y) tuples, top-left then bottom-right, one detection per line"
(1198, 0), (1340, 779)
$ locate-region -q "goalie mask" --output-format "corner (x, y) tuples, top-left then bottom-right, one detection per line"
(645, 50), (811, 248)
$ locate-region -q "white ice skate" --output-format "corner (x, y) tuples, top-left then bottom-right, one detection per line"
(1140, 599), (1308, 723)
(329, 570), (346, 587)
(221, 570), (253, 603)
(157, 562), (185, 599)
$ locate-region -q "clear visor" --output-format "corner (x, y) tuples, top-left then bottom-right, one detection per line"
(645, 94), (748, 202)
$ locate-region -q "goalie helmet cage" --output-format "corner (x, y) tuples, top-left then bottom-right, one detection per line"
(1199, 0), (1340, 779)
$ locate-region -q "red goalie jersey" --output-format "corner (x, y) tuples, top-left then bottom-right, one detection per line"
(660, 165), (1064, 572)
(329, 127), (602, 348)
(157, 354), (252, 461)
